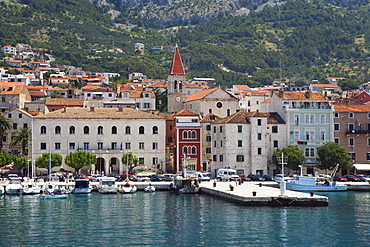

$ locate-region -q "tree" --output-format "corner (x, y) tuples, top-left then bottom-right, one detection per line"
(273, 145), (306, 173)
(316, 142), (351, 171)
(0, 115), (12, 152)
(50, 90), (62, 98)
(121, 152), (142, 174)
(13, 156), (29, 175)
(35, 153), (63, 170)
(0, 152), (13, 167)
(65, 151), (97, 174)
(10, 127), (31, 155)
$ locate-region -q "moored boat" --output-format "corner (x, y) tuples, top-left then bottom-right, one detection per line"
(286, 176), (347, 192)
(98, 177), (118, 194)
(40, 193), (69, 200)
(118, 180), (137, 194)
(144, 184), (156, 193)
(22, 183), (41, 195)
(5, 179), (22, 195)
(73, 178), (92, 194)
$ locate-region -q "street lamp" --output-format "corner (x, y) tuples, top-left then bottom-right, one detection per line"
(276, 153), (288, 176)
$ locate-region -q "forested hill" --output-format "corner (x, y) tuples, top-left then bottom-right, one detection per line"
(0, 0), (370, 87)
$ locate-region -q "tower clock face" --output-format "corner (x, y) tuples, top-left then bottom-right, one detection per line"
(216, 102), (223, 108)
(176, 97), (181, 102)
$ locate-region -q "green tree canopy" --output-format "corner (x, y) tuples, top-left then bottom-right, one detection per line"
(0, 115), (12, 152)
(65, 151), (97, 174)
(0, 152), (13, 167)
(35, 153), (63, 169)
(316, 142), (352, 171)
(273, 145), (306, 173)
(13, 156), (29, 170)
(121, 152), (142, 174)
(11, 127), (31, 155)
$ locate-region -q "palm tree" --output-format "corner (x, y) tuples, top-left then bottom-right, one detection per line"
(11, 127), (31, 155)
(50, 90), (62, 98)
(0, 115), (12, 152)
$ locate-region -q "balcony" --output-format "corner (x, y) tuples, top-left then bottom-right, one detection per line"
(346, 129), (370, 136)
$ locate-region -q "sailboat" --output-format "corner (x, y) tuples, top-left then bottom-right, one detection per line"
(118, 153), (137, 194)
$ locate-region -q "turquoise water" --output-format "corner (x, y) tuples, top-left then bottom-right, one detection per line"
(0, 191), (370, 246)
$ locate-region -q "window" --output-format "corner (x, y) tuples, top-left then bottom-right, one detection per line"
(274, 140), (278, 148)
(367, 153), (370, 161)
(294, 115), (299, 124)
(310, 115), (315, 123)
(219, 126), (223, 133)
(216, 102), (223, 108)
(40, 143), (46, 150)
(305, 114), (310, 123)
(183, 131), (188, 139)
(7, 113), (11, 118)
(220, 140), (223, 147)
(152, 157), (158, 165)
(349, 112), (354, 118)
(238, 140), (242, 147)
(191, 147), (196, 154)
(69, 143), (75, 150)
(152, 126), (158, 134)
(139, 126), (145, 134)
(143, 103), (151, 109)
(236, 155), (244, 162)
(320, 131), (325, 141)
(294, 131), (299, 140)
(18, 113), (22, 118)
(206, 148), (211, 153)
(55, 126), (61, 134)
(83, 142), (89, 150)
(334, 112), (339, 118)
(349, 152), (356, 161)
(206, 125), (211, 131)
(368, 113), (370, 119)
(219, 155), (224, 162)
(238, 125), (242, 133)
(13, 123), (17, 129)
(83, 126), (89, 134)
(111, 126), (117, 134)
(334, 137), (340, 144)
(349, 138), (354, 147)
(213, 155), (217, 161)
(183, 146), (188, 154)
(320, 115), (325, 123)
(111, 142), (117, 150)
(69, 126), (75, 134)
(139, 157), (144, 164)
(310, 148), (315, 157)
(152, 142), (158, 150)
(305, 148), (309, 157)
(136, 103), (140, 109)
(214, 141), (216, 147)
(258, 148), (262, 155)
(305, 131), (314, 140)
(125, 126), (131, 134)
(334, 123), (340, 131)
(98, 126), (103, 135)
(191, 131), (196, 139)
(272, 126), (278, 133)
(348, 123), (354, 131)
(213, 126), (216, 133)
(1, 97), (4, 102)
(98, 142), (103, 149)
(54, 143), (61, 150)
(257, 119), (262, 126)
(23, 123), (28, 128)
(139, 142), (144, 150)
(41, 126), (46, 134)
(168, 137), (173, 143)
(125, 142), (131, 150)
(257, 133), (262, 140)
(206, 136), (211, 142)
(368, 138), (370, 146)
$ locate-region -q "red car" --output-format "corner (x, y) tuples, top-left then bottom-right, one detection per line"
(120, 174), (136, 181)
(240, 176), (251, 182)
(333, 176), (347, 182)
(344, 175), (361, 182)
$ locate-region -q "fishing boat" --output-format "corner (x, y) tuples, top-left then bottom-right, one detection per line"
(118, 180), (137, 194)
(73, 177), (92, 194)
(98, 177), (118, 194)
(144, 184), (156, 193)
(22, 183), (41, 195)
(5, 179), (23, 195)
(286, 176), (347, 192)
(171, 175), (200, 194)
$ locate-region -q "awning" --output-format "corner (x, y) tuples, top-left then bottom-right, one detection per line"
(353, 164), (370, 171)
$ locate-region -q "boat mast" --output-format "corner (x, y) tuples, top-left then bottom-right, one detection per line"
(48, 133), (51, 181)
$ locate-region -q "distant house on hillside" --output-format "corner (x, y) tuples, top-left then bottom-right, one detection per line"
(1, 45), (16, 54)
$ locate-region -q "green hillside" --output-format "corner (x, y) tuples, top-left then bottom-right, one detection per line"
(0, 0), (369, 87)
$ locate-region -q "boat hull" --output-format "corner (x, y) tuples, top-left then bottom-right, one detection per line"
(40, 194), (69, 199)
(22, 188), (41, 195)
(286, 183), (347, 192)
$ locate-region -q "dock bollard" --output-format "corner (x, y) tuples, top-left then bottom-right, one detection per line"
(259, 183), (262, 187)
(310, 191), (314, 197)
(229, 184), (234, 191)
(213, 181), (216, 187)
(252, 191), (257, 196)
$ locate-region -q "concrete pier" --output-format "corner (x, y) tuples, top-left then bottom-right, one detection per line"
(200, 181), (329, 206)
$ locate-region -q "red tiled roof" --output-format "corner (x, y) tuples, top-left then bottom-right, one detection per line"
(175, 109), (199, 116)
(234, 85), (251, 91)
(184, 87), (218, 102)
(169, 46), (185, 75)
(334, 104), (370, 112)
(311, 84), (340, 88)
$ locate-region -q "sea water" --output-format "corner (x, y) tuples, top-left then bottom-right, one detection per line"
(0, 191), (369, 246)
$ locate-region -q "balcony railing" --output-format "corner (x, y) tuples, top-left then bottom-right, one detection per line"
(346, 129), (370, 135)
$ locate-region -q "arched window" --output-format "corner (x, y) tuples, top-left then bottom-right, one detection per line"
(152, 126), (158, 134)
(41, 126), (46, 134)
(69, 126), (75, 135)
(83, 126), (89, 134)
(179, 81), (182, 90)
(191, 147), (196, 154)
(139, 126), (145, 134)
(183, 131), (188, 139)
(55, 126), (61, 134)
(209, 109), (212, 113)
(98, 126), (103, 135)
(191, 131), (196, 139)
(183, 146), (188, 154)
(125, 126), (131, 134)
(111, 126), (117, 134)
(227, 109), (231, 116)
(174, 80), (177, 90)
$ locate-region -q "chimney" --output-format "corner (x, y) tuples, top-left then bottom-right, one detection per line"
(278, 88), (284, 98)
(90, 106), (95, 112)
(63, 106), (66, 113)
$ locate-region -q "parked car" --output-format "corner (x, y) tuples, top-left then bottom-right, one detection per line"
(162, 174), (175, 181)
(262, 175), (274, 181)
(239, 175), (251, 182)
(149, 174), (165, 182)
(136, 173), (154, 182)
(120, 174), (136, 181)
(343, 175), (361, 182)
(333, 176), (347, 182)
(355, 175), (370, 182)
(247, 174), (265, 181)
(274, 174), (291, 182)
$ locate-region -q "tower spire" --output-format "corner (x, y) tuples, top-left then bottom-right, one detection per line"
(169, 45), (185, 75)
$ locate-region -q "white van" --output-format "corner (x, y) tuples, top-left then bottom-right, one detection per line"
(217, 169), (240, 181)
(135, 172), (154, 182)
(194, 172), (211, 182)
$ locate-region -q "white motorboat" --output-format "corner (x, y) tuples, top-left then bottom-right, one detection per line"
(0, 185), (5, 195)
(40, 193), (69, 200)
(98, 177), (118, 194)
(73, 178), (92, 194)
(22, 183), (41, 195)
(144, 184), (156, 193)
(286, 176), (347, 192)
(6, 179), (22, 195)
(118, 180), (137, 194)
